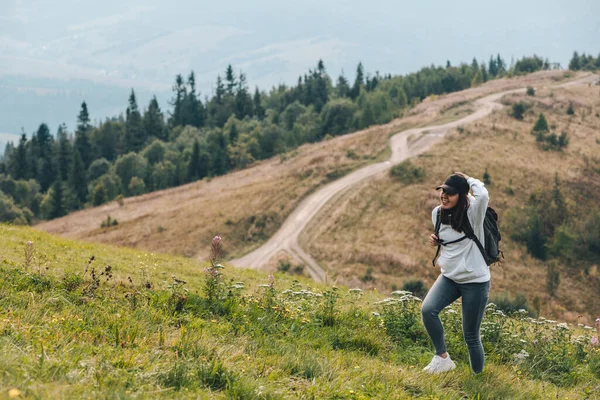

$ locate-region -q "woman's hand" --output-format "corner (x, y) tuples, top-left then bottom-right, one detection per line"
(429, 234), (440, 247)
(454, 171), (470, 180)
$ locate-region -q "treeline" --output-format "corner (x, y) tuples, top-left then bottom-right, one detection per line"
(568, 51), (600, 71)
(0, 54), (557, 223)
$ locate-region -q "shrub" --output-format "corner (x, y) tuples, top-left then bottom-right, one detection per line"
(532, 113), (549, 133)
(361, 267), (374, 282)
(483, 168), (491, 185)
(389, 161), (426, 184)
(401, 279), (428, 299)
(511, 102), (527, 120)
(567, 103), (574, 115)
(526, 86), (535, 96)
(489, 292), (530, 315)
(100, 216), (118, 228)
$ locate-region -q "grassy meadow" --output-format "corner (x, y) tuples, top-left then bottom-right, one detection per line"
(1, 224), (600, 399)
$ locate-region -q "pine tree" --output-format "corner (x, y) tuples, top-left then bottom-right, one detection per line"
(10, 133), (28, 180)
(187, 139), (201, 182)
(235, 72), (253, 119)
(75, 102), (93, 169)
(488, 55), (498, 77)
(185, 71), (204, 127)
(532, 113), (549, 133)
(350, 62), (364, 99)
(69, 148), (87, 207)
(38, 148), (55, 192)
(36, 123), (55, 192)
(49, 180), (66, 219)
(36, 123), (53, 158)
(480, 63), (488, 83)
(169, 74), (186, 127)
(56, 123), (71, 181)
(228, 123), (238, 144)
(225, 65), (236, 95)
(215, 75), (225, 104)
(496, 54), (506, 76)
(144, 96), (167, 140)
(568, 51), (581, 71)
(253, 88), (265, 120)
(313, 60), (329, 112)
(125, 89), (145, 152)
(336, 73), (350, 98)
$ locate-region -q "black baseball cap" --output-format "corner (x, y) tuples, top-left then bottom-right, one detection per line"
(436, 174), (469, 195)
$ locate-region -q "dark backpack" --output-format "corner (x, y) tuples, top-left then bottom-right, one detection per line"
(432, 206), (502, 267)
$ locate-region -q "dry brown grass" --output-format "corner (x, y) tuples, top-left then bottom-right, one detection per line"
(304, 76), (600, 325)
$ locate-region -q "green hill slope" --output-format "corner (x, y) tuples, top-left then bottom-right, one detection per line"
(1, 225), (598, 398)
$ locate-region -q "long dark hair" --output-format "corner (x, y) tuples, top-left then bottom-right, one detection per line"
(440, 193), (470, 232)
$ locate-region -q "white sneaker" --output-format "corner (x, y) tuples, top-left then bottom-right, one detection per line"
(423, 354), (457, 374)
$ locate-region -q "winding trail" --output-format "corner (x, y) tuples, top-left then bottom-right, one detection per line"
(230, 74), (598, 282)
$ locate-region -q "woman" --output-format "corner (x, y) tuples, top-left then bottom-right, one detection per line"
(421, 172), (490, 374)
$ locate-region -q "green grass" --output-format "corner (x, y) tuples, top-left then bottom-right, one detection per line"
(0, 224), (599, 399)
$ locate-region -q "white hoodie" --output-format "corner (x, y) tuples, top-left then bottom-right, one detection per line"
(432, 177), (490, 283)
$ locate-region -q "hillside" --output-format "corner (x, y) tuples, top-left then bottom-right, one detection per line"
(302, 73), (600, 325)
(0, 224), (599, 398)
(36, 70), (570, 261)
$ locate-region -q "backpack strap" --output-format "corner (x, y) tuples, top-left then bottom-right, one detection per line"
(431, 208), (470, 266)
(462, 213), (489, 265)
(432, 208), (442, 267)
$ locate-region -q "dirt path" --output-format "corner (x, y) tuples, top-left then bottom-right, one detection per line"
(230, 74), (599, 282)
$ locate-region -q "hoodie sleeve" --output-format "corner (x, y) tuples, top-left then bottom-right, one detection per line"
(467, 177), (489, 224)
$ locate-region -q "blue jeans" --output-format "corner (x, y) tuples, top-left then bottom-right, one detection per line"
(421, 274), (490, 373)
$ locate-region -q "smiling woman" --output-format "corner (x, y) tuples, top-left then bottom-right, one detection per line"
(423, 171), (491, 374)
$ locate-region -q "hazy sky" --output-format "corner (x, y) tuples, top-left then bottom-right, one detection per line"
(0, 0), (598, 142)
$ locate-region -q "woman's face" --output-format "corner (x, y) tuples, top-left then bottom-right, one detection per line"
(440, 189), (459, 209)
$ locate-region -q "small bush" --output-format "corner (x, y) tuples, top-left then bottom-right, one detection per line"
(489, 292), (530, 315)
(483, 169), (491, 185)
(567, 103), (574, 115)
(532, 113), (549, 133)
(401, 279), (428, 299)
(389, 161), (426, 184)
(512, 102), (527, 120)
(361, 267), (374, 282)
(526, 86), (535, 96)
(100, 215), (118, 228)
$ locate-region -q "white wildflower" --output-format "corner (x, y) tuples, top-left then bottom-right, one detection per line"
(513, 349), (529, 361)
(371, 312), (381, 317)
(556, 322), (569, 330)
(391, 290), (412, 296)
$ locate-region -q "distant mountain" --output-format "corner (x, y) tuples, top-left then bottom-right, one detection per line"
(1, 0), (597, 135)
